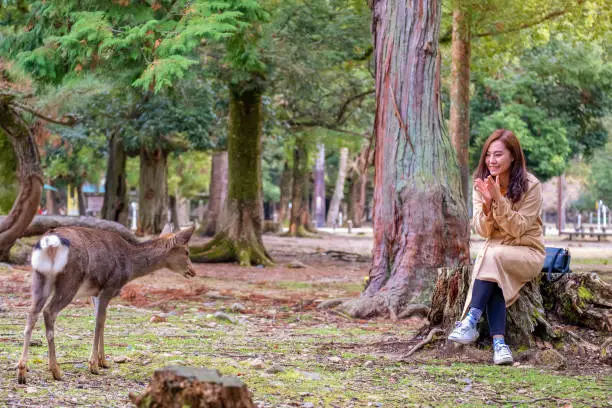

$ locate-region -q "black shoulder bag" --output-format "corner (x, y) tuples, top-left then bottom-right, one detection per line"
(542, 247), (571, 282)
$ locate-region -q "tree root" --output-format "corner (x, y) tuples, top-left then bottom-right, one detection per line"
(340, 294), (428, 321)
(400, 328), (444, 360)
(190, 234), (273, 266)
(283, 225), (318, 238)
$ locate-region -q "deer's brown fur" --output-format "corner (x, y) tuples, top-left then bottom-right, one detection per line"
(17, 225), (195, 384)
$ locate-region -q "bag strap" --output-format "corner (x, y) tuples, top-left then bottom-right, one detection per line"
(547, 248), (563, 282)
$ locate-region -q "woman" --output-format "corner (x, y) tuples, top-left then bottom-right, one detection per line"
(448, 129), (545, 365)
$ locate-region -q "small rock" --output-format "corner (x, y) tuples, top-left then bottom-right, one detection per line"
(248, 358), (265, 369)
(302, 403), (314, 408)
(230, 303), (246, 312)
(297, 370), (321, 380)
(265, 364), (284, 374)
(207, 291), (231, 300)
(25, 386), (37, 394)
(73, 363), (86, 369)
(363, 360), (374, 368)
(287, 260), (307, 269)
(300, 392), (313, 397)
(536, 349), (566, 370)
(150, 315), (167, 323)
(328, 356), (341, 363)
(29, 339), (43, 347)
(213, 311), (236, 324)
(114, 356), (131, 364)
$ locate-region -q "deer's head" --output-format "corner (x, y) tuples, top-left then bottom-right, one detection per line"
(161, 225), (196, 278)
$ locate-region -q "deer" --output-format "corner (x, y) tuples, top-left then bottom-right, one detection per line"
(17, 224), (196, 384)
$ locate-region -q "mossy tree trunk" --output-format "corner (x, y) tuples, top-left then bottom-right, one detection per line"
(138, 147), (168, 235)
(286, 136), (314, 237)
(342, 0), (470, 319)
(449, 5), (471, 206)
(0, 97), (43, 261)
(101, 130), (129, 226)
(200, 150), (228, 236)
(190, 86), (272, 266)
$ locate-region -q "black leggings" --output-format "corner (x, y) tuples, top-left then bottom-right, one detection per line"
(470, 279), (506, 336)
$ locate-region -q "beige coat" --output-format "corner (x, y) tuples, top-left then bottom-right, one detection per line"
(463, 173), (546, 316)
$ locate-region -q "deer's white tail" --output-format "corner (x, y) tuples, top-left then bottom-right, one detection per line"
(31, 235), (70, 275)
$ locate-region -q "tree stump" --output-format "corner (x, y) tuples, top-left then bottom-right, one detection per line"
(430, 267), (611, 347)
(541, 272), (612, 332)
(129, 366), (254, 408)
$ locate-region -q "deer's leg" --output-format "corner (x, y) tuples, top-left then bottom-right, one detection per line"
(92, 295), (110, 368)
(42, 279), (78, 381)
(18, 272), (52, 384)
(42, 308), (63, 380)
(89, 293), (111, 375)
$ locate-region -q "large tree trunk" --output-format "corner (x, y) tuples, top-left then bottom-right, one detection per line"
(77, 183), (86, 216)
(45, 187), (58, 215)
(348, 144), (370, 228)
(200, 151), (228, 236)
(286, 137), (314, 237)
(312, 144), (326, 228)
(101, 130), (129, 226)
(326, 147), (349, 227)
(169, 194), (180, 232)
(342, 0), (470, 318)
(138, 148), (168, 236)
(190, 86), (272, 266)
(277, 161), (292, 224)
(449, 6), (471, 206)
(0, 98), (43, 261)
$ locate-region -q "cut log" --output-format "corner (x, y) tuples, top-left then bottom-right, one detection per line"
(129, 366), (254, 408)
(0, 215), (140, 243)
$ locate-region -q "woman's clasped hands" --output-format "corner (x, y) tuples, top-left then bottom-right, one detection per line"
(474, 175), (502, 213)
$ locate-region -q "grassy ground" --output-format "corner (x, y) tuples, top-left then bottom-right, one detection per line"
(1, 234), (610, 407)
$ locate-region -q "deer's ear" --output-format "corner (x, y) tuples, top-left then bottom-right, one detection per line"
(175, 225), (195, 246)
(160, 223), (174, 236)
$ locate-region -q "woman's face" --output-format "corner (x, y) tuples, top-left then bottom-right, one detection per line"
(485, 140), (513, 178)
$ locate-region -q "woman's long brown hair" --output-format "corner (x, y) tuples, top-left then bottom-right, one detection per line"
(473, 129), (529, 203)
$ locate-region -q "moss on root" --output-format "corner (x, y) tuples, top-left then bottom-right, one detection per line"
(190, 234), (273, 267)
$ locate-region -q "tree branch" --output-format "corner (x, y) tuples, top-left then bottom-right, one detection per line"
(11, 101), (77, 126)
(474, 8), (573, 39)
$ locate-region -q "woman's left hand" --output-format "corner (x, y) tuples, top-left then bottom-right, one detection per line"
(485, 176), (503, 202)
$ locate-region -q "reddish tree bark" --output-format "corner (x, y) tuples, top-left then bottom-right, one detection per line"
(0, 97), (43, 261)
(449, 6), (471, 206)
(343, 0), (470, 318)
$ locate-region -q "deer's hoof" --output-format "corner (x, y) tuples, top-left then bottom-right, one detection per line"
(17, 370), (26, 385)
(51, 368), (63, 381)
(88, 361), (99, 375)
(99, 358), (110, 369)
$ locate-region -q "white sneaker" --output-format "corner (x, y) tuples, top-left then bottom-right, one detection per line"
(493, 343), (513, 365)
(448, 320), (478, 345)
